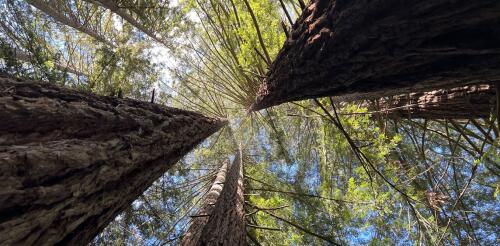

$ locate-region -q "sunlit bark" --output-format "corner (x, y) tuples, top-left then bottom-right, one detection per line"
(180, 160), (229, 245)
(198, 148), (245, 245)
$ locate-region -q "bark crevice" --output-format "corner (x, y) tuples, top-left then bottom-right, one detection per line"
(251, 0), (500, 110)
(0, 76), (225, 245)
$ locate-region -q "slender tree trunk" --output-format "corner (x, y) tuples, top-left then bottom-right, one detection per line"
(26, 0), (115, 47)
(0, 76), (225, 245)
(251, 0), (500, 111)
(83, 0), (168, 47)
(197, 148), (246, 246)
(368, 84), (497, 119)
(12, 49), (88, 77)
(180, 160), (229, 245)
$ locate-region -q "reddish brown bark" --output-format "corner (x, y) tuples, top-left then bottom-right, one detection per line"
(181, 160), (229, 245)
(369, 84), (497, 119)
(0, 76), (225, 245)
(251, 0), (500, 111)
(198, 148), (245, 246)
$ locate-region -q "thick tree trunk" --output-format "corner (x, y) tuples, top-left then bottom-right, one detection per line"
(0, 76), (225, 245)
(180, 160), (229, 246)
(251, 0), (500, 111)
(368, 84), (497, 119)
(198, 148), (246, 246)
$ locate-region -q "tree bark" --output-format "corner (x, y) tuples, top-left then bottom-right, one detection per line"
(180, 160), (229, 246)
(197, 148), (246, 246)
(0, 76), (225, 245)
(251, 0), (500, 111)
(368, 84), (497, 119)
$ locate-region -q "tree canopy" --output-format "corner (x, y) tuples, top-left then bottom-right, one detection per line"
(1, 0), (498, 245)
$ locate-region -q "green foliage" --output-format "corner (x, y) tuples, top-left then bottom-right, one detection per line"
(3, 0), (499, 245)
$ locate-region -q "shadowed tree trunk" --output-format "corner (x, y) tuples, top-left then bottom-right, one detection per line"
(0, 76), (225, 245)
(251, 0), (500, 111)
(366, 84), (497, 119)
(180, 160), (229, 245)
(197, 148), (245, 246)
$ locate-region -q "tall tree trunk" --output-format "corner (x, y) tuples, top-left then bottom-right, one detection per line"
(83, 0), (168, 47)
(368, 84), (497, 119)
(197, 148), (246, 246)
(0, 76), (225, 245)
(26, 0), (115, 47)
(12, 49), (88, 77)
(251, 0), (500, 111)
(180, 160), (229, 245)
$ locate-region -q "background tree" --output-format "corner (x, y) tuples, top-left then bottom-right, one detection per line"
(181, 160), (228, 245)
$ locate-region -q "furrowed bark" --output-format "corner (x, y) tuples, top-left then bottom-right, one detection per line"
(368, 84), (497, 119)
(251, 0), (500, 111)
(198, 148), (245, 246)
(0, 76), (225, 245)
(181, 160), (229, 246)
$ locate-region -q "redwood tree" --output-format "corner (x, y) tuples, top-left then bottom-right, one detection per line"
(82, 0), (168, 47)
(251, 0), (500, 111)
(26, 0), (115, 47)
(197, 148), (246, 245)
(180, 160), (229, 245)
(367, 84), (497, 119)
(0, 76), (225, 245)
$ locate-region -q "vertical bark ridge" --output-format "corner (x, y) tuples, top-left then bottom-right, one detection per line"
(0, 76), (226, 245)
(181, 160), (229, 245)
(198, 148), (246, 246)
(251, 0), (500, 111)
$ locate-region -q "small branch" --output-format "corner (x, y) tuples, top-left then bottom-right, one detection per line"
(298, 0), (306, 10)
(281, 20), (290, 39)
(151, 88), (155, 103)
(248, 187), (371, 204)
(246, 223), (281, 231)
(279, 0), (294, 26)
(243, 0), (272, 65)
(257, 208), (341, 245)
(496, 85), (499, 130)
(246, 231), (262, 246)
(245, 211), (259, 217)
(190, 214), (211, 218)
(253, 47), (270, 67)
(255, 205), (289, 211)
(245, 205), (289, 217)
